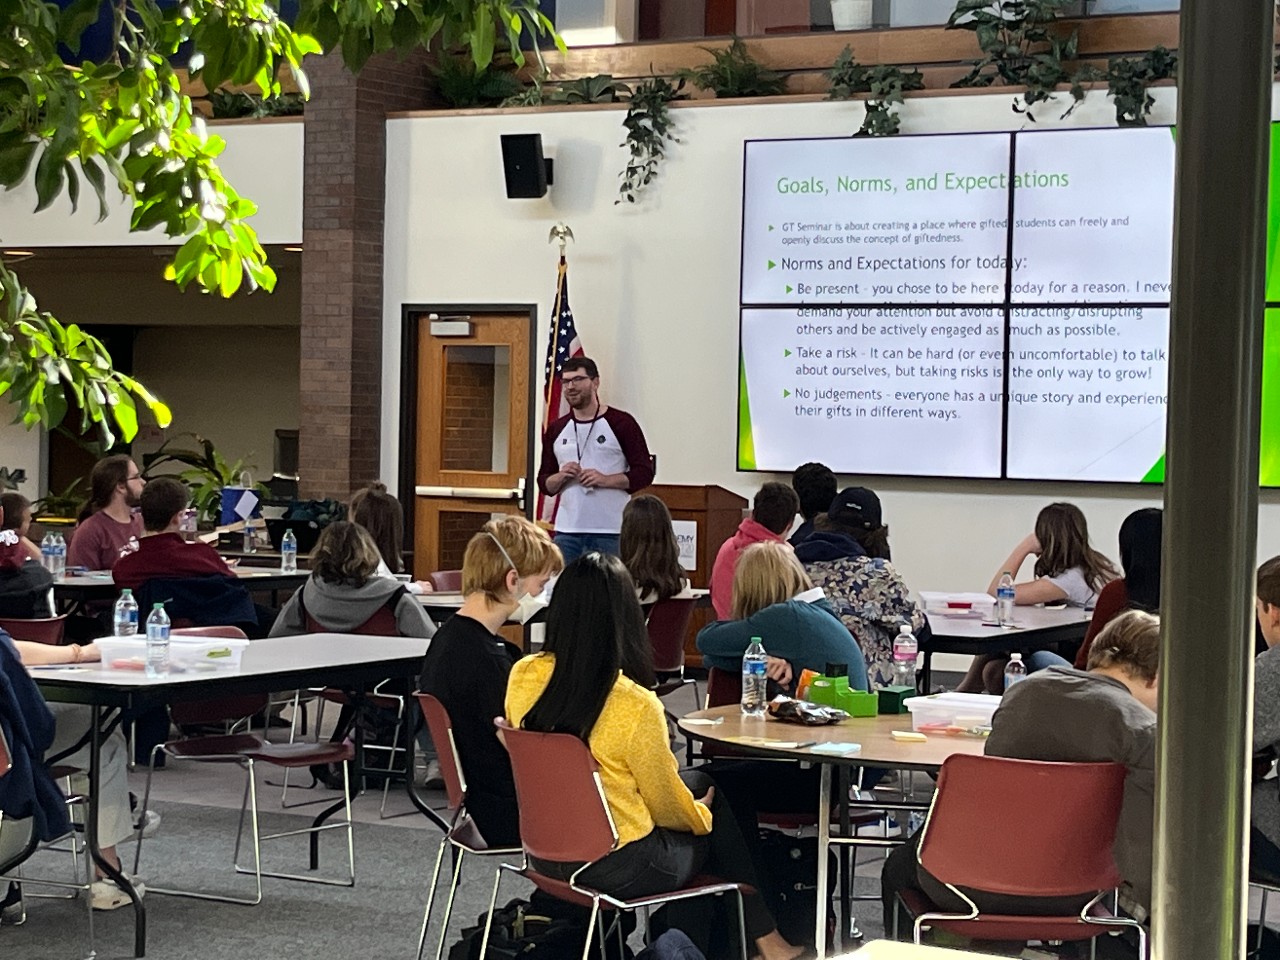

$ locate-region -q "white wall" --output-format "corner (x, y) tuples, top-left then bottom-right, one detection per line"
(383, 87), (1280, 605)
(0, 120), (303, 247)
(0, 422), (46, 498)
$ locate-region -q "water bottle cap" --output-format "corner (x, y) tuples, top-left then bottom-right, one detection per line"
(120, 589), (132, 597)
(1010, 652), (1022, 661)
(899, 624), (911, 634)
(152, 602), (164, 609)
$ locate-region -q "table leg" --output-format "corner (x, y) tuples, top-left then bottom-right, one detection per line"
(815, 763), (831, 960)
(87, 705), (146, 957)
(920, 651), (933, 694)
(838, 766), (859, 944)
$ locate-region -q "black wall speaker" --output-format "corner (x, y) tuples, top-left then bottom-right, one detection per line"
(501, 133), (554, 199)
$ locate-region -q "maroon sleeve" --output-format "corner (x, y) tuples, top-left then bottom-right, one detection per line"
(68, 517), (107, 570)
(537, 414), (569, 496)
(606, 409), (655, 493)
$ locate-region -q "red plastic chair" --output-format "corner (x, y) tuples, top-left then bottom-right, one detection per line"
(133, 625), (356, 905)
(0, 615), (67, 645)
(647, 597), (699, 701)
(428, 570), (462, 592)
(897, 754), (1146, 955)
(414, 694), (521, 960)
(485, 719), (750, 960)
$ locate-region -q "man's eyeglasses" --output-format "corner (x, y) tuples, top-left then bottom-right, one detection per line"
(127, 474), (144, 481)
(560, 375), (592, 386)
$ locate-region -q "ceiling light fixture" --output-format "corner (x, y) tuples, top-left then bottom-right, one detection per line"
(284, 245), (303, 252)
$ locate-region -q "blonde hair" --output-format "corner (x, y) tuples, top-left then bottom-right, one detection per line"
(1086, 609), (1160, 682)
(462, 516), (563, 604)
(731, 541), (812, 620)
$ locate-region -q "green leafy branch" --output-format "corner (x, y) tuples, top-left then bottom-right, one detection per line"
(618, 75), (686, 204)
(827, 46), (924, 137)
(676, 38), (787, 99)
(1106, 46), (1176, 127)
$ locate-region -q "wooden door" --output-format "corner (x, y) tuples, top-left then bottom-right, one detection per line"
(405, 309), (536, 579)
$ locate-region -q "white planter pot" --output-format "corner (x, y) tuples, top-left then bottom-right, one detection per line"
(831, 0), (874, 30)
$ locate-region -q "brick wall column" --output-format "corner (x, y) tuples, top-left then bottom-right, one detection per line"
(298, 49), (429, 500)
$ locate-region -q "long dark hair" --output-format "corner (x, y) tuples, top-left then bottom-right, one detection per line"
(521, 553), (655, 741)
(1033, 502), (1118, 593)
(620, 495), (684, 602)
(78, 454), (133, 522)
(349, 482), (405, 574)
(1119, 507), (1162, 612)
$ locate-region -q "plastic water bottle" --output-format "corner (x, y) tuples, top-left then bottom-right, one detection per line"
(178, 508), (197, 543)
(145, 603), (171, 678)
(996, 571), (1016, 627)
(40, 533), (55, 572)
(52, 533), (66, 577)
(243, 515), (257, 553)
(280, 529), (298, 573)
(113, 589), (139, 636)
(892, 623), (918, 691)
(741, 636), (768, 718)
(1004, 652), (1027, 691)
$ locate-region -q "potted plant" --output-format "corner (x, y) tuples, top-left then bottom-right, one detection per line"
(831, 0), (874, 30)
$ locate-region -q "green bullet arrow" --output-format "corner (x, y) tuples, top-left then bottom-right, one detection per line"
(768, 260), (776, 270)
(785, 285), (793, 294)
(768, 224), (775, 232)
(783, 389), (791, 398)
(784, 348), (792, 357)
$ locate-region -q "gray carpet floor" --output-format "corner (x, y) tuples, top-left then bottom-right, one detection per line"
(2, 791), (895, 960)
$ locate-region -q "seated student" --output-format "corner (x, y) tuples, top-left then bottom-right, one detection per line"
(67, 455), (145, 571)
(507, 553), (801, 960)
(709, 482), (799, 620)
(417, 517), (562, 847)
(794, 487), (926, 690)
(112, 477), (264, 635)
(882, 610), (1159, 937)
(349, 481), (433, 594)
(958, 501), (1120, 694)
(789, 461), (836, 547)
(0, 633), (151, 915)
(1252, 557), (1280, 877)
(0, 522), (53, 620)
(1074, 507), (1162, 670)
(620, 495), (690, 605)
(272, 521), (436, 639)
(0, 492), (42, 562)
(698, 541), (868, 691)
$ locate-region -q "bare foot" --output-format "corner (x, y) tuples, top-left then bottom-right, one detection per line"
(755, 930), (804, 960)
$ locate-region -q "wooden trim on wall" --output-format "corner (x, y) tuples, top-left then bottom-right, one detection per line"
(536, 12), (1180, 81)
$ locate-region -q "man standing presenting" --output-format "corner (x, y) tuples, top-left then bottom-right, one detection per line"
(537, 357), (654, 564)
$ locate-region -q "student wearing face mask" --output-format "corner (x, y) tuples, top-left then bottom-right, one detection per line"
(417, 517), (563, 846)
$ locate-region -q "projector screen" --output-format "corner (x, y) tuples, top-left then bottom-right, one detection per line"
(736, 126), (1280, 485)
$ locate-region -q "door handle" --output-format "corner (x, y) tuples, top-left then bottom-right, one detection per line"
(415, 486), (522, 500)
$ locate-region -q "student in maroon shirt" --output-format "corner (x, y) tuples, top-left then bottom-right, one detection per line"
(67, 455), (146, 571)
(112, 478), (234, 589)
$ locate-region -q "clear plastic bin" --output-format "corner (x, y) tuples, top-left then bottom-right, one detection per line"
(903, 692), (1002, 735)
(97, 636), (250, 672)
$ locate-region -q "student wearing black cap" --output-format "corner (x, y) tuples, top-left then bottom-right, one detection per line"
(793, 486), (926, 689)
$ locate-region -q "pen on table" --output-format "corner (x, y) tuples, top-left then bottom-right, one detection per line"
(29, 665), (92, 671)
(790, 740), (817, 749)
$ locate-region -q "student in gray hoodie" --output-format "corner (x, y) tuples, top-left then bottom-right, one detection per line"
(270, 521), (436, 640)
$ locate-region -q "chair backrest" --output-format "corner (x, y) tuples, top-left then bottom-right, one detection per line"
(135, 576), (256, 628)
(166, 626), (267, 726)
(301, 584), (405, 637)
(496, 719), (617, 865)
(416, 693), (466, 811)
(705, 666), (742, 708)
(920, 754), (1126, 899)
(0, 615), (67, 645)
(429, 570), (463, 592)
(646, 598), (697, 674)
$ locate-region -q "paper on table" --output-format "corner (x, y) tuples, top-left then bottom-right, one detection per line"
(682, 717), (724, 726)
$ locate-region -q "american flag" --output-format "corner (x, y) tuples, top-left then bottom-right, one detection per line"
(537, 255), (584, 526)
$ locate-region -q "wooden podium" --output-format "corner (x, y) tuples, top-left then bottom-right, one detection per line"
(645, 484), (748, 666)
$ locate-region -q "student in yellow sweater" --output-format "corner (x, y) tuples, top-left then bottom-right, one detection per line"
(506, 552), (801, 960)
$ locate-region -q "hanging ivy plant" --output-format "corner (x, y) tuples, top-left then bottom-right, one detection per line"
(827, 46), (924, 137)
(618, 76), (687, 204)
(946, 0), (1091, 121)
(1106, 47), (1177, 127)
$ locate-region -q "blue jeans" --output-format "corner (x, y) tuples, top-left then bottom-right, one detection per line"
(1026, 649), (1072, 672)
(554, 532), (620, 566)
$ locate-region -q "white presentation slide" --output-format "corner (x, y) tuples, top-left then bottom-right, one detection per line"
(1005, 307), (1169, 481)
(741, 135), (1012, 305)
(739, 307), (1005, 477)
(1011, 128), (1175, 304)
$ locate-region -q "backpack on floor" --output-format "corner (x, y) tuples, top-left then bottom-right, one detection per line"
(448, 895), (634, 960)
(755, 830), (837, 951)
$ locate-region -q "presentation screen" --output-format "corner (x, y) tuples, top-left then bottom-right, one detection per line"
(737, 127), (1280, 485)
